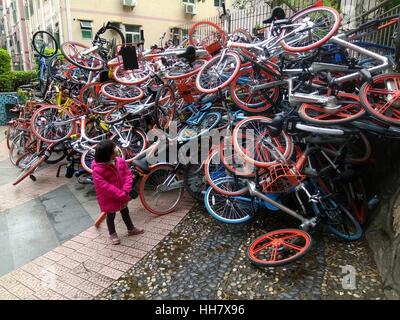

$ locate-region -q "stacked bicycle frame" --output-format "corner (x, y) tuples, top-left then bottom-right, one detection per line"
(5, 1), (400, 267)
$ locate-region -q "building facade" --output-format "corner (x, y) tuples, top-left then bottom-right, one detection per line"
(1, 0), (232, 71)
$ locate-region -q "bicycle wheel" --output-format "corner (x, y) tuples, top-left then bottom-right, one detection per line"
(298, 93), (365, 124)
(30, 105), (76, 144)
(32, 31), (58, 58)
(312, 187), (363, 241)
(204, 177), (253, 224)
(113, 64), (152, 85)
(189, 21), (227, 49)
(47, 54), (70, 81)
(281, 7), (341, 52)
(81, 145), (124, 173)
(322, 132), (372, 164)
(232, 28), (253, 43)
(154, 84), (175, 130)
(165, 60), (207, 80)
(111, 128), (147, 163)
(13, 150), (49, 186)
(247, 229), (313, 267)
(230, 67), (280, 113)
(101, 83), (144, 102)
(359, 73), (400, 126)
(220, 135), (255, 178)
(178, 112), (221, 142)
(9, 133), (30, 167)
(318, 175), (367, 226)
(182, 163), (208, 202)
(232, 116), (293, 168)
(139, 164), (184, 215)
(196, 52), (241, 94)
(61, 41), (104, 71)
(45, 142), (68, 164)
(204, 147), (249, 196)
(80, 82), (117, 114)
(81, 149), (96, 173)
(395, 17), (400, 72)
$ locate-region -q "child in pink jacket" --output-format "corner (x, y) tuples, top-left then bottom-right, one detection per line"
(92, 140), (144, 245)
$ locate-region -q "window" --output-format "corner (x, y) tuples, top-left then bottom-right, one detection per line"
(183, 0), (195, 4)
(214, 0), (223, 7)
(29, 0), (34, 14)
(125, 25), (141, 44)
(80, 20), (93, 39)
(24, 0), (30, 18)
(12, 1), (17, 24)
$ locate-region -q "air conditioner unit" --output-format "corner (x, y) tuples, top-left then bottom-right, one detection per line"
(123, 0), (137, 7)
(185, 3), (196, 15)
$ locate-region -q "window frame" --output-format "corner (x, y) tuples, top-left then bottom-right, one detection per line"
(79, 20), (93, 40)
(125, 24), (141, 44)
(214, 0), (223, 7)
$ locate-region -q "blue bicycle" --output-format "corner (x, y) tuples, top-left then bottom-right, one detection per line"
(32, 31), (58, 97)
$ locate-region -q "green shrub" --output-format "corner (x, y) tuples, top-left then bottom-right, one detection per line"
(0, 70), (38, 92)
(12, 70), (38, 90)
(0, 73), (15, 92)
(0, 49), (12, 74)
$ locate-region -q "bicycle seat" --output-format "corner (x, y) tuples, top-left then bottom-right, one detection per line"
(263, 7), (286, 24)
(267, 114), (284, 137)
(177, 45), (197, 64)
(132, 154), (150, 174)
(272, 19), (291, 26)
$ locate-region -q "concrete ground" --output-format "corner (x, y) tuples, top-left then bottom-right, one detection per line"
(0, 127), (192, 299)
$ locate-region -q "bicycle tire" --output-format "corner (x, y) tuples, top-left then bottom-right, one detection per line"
(32, 31), (58, 58)
(196, 52), (241, 94)
(139, 164), (184, 215)
(61, 41), (104, 71)
(247, 229), (313, 267)
(281, 7), (341, 53)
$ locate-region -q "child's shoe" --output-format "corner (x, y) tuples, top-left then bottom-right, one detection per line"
(110, 233), (121, 245)
(128, 227), (144, 236)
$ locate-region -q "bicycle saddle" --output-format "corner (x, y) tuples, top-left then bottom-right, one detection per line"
(177, 45), (197, 64)
(263, 7), (286, 24)
(267, 114), (284, 137)
(132, 154), (150, 174)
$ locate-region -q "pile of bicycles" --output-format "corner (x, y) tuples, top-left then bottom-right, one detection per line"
(5, 1), (400, 267)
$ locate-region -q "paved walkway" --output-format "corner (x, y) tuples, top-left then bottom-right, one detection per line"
(0, 130), (193, 299)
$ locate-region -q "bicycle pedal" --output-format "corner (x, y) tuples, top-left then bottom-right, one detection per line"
(29, 175), (37, 182)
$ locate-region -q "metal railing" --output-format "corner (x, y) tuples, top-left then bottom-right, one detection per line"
(177, 0), (397, 44)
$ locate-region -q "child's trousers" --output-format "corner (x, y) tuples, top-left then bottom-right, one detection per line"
(106, 207), (134, 235)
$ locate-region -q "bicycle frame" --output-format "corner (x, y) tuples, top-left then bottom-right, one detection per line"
(249, 33), (390, 108)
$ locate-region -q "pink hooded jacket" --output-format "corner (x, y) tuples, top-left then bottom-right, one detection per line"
(91, 157), (133, 213)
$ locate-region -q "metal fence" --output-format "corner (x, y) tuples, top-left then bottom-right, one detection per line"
(177, 0), (398, 46)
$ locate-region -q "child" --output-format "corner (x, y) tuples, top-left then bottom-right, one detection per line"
(92, 140), (144, 245)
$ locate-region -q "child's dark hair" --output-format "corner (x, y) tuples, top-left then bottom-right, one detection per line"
(95, 140), (116, 163)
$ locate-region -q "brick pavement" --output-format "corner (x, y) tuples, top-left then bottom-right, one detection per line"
(0, 133), (194, 299)
(0, 198), (193, 299)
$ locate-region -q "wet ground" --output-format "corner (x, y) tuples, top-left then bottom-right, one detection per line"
(0, 126), (387, 300)
(99, 206), (386, 300)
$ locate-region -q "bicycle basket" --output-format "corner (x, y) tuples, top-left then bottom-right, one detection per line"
(176, 80), (195, 103)
(260, 163), (304, 193)
(205, 41), (222, 55)
(117, 44), (139, 70)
